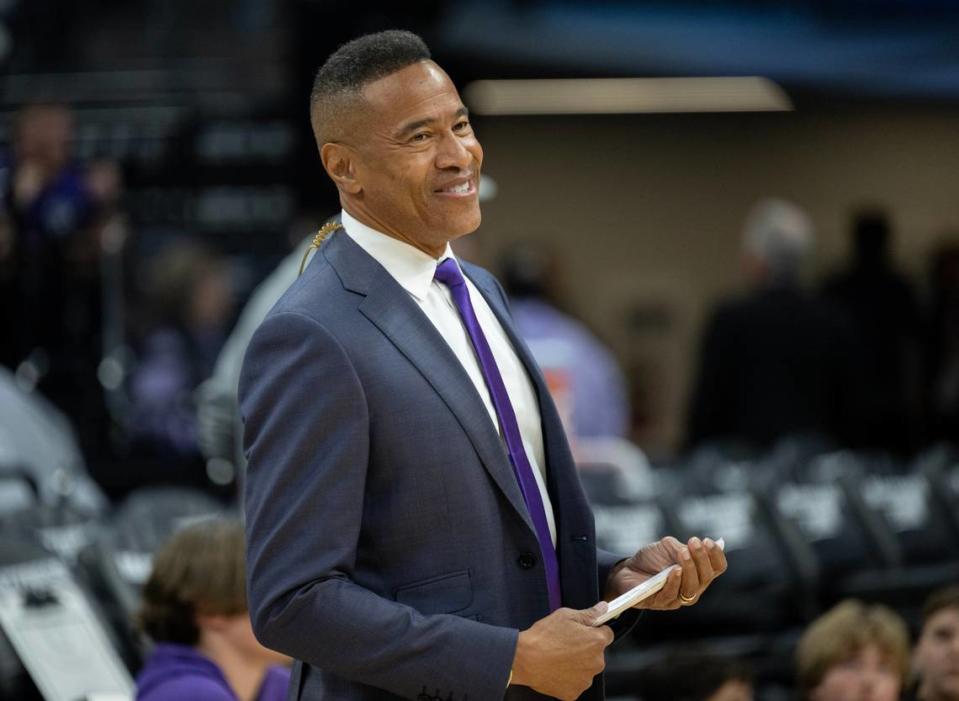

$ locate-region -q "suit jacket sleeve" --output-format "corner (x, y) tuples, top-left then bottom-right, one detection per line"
(240, 311), (517, 700)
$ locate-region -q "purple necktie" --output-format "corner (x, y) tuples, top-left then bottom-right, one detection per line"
(434, 258), (561, 612)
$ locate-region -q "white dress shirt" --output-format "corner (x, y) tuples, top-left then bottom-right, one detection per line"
(341, 209), (556, 545)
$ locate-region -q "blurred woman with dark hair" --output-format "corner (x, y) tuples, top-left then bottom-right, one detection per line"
(136, 519), (289, 701)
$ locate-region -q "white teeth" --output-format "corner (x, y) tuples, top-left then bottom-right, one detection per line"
(445, 182), (470, 194)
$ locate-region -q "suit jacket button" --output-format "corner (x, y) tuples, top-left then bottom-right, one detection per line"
(518, 551), (537, 569)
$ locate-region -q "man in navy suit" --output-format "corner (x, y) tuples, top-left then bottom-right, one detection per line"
(240, 30), (726, 700)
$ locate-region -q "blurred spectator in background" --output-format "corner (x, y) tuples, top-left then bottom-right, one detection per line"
(128, 241), (234, 489)
(136, 518), (290, 701)
(0, 103), (95, 365)
(913, 586), (959, 701)
(923, 243), (959, 445)
(797, 599), (910, 701)
(0, 102), (112, 457)
(636, 648), (754, 701)
(196, 214), (321, 485)
(687, 198), (865, 452)
(500, 242), (630, 439)
(823, 208), (924, 454)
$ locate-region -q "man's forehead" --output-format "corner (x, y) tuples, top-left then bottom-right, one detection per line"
(360, 61), (463, 121)
(363, 60), (448, 93)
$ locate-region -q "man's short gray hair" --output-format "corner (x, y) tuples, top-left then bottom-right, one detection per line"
(742, 197), (814, 283)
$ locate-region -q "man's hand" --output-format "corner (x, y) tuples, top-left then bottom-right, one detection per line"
(510, 602), (614, 700)
(605, 536), (727, 610)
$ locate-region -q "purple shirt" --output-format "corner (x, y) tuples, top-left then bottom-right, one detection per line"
(510, 298), (630, 439)
(0, 153), (94, 245)
(136, 643), (290, 701)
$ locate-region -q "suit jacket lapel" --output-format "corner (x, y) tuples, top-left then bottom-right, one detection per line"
(322, 233), (536, 536)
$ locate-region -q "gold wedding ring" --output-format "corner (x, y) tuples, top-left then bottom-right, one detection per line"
(679, 591), (696, 605)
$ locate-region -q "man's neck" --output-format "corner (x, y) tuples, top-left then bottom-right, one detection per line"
(341, 204), (445, 259)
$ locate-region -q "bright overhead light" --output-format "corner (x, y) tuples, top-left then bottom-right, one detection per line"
(464, 77), (793, 115)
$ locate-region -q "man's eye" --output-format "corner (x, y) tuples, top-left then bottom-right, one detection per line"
(454, 120), (470, 131)
(411, 133), (429, 142)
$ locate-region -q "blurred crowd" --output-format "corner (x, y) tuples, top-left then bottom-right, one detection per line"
(604, 585), (959, 701)
(687, 198), (959, 457)
(2, 102), (957, 501)
(2, 99), (959, 701)
(131, 520), (959, 701)
(0, 102), (240, 499)
(0, 104), (117, 459)
(60, 512), (959, 701)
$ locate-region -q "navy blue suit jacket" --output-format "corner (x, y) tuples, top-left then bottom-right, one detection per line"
(240, 231), (628, 700)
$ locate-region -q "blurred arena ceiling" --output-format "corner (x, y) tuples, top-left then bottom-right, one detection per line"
(431, 0), (959, 102)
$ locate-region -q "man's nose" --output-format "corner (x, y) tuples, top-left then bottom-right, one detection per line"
(435, 132), (473, 170)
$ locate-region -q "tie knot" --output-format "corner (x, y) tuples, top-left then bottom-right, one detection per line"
(434, 257), (466, 288)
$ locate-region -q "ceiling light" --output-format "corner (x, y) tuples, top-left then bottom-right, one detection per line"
(464, 77), (793, 115)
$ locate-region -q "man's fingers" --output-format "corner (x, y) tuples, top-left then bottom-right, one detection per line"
(632, 535), (727, 610)
(704, 537), (728, 575)
(586, 600), (608, 620)
(689, 537), (714, 589)
(570, 603), (615, 646)
(679, 542), (701, 600)
(575, 600), (609, 626)
(659, 535), (683, 553)
(647, 567), (682, 609)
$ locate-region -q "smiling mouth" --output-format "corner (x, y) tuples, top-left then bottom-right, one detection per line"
(435, 180), (476, 196)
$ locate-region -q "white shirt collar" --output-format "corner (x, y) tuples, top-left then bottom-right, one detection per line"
(340, 209), (457, 302)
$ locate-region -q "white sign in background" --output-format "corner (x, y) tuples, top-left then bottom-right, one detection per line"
(0, 559), (133, 701)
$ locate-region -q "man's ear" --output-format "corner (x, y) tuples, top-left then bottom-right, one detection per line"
(321, 143), (362, 195)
